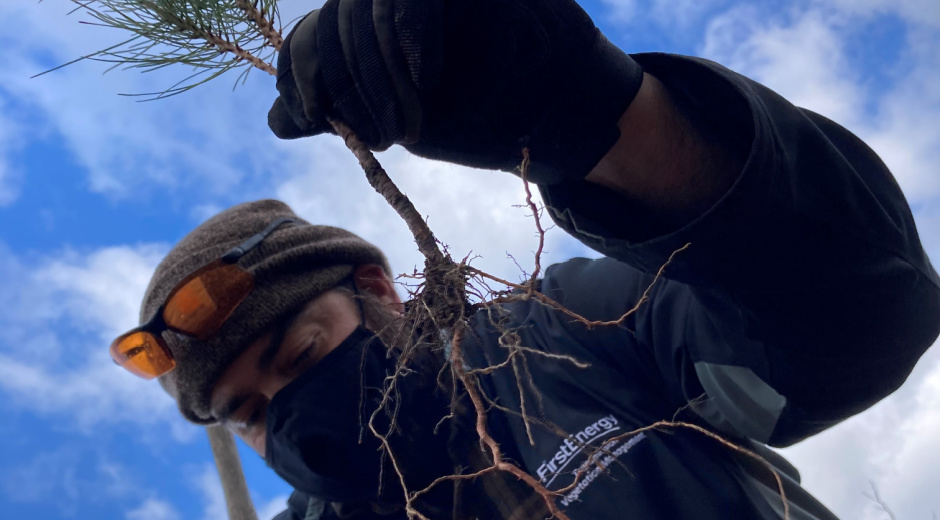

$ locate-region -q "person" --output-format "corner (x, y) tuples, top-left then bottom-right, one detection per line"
(110, 0), (940, 518)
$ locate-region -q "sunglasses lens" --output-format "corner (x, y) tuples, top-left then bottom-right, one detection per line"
(110, 331), (176, 379)
(163, 263), (253, 338)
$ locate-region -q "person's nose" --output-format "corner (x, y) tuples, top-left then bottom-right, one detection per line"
(258, 373), (294, 402)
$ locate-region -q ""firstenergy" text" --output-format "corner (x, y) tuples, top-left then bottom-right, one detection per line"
(536, 414), (620, 484)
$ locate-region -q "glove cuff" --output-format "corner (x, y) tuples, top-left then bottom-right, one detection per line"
(526, 34), (643, 184)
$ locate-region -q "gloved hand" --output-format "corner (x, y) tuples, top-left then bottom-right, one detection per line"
(268, 0), (643, 184)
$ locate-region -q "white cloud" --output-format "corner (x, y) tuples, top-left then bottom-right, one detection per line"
(0, 170), (18, 207)
(701, 5), (940, 204)
(0, 352), (192, 438)
(191, 203), (226, 224)
(277, 0), (327, 28)
(0, 97), (23, 206)
(0, 243), (197, 441)
(861, 26), (940, 202)
(702, 7), (864, 126)
(0, 1), (282, 201)
(601, 0), (724, 28)
(779, 342), (940, 520)
(698, 5), (940, 518)
(814, 0), (940, 28)
(194, 465), (228, 520)
(2, 449), (136, 512)
(0, 2), (935, 519)
(2, 448), (81, 504)
(274, 138), (596, 298)
(914, 206), (940, 256)
(30, 245), (170, 339)
(601, 0), (639, 23)
(880, 355), (940, 516)
(267, 11), (939, 519)
(193, 464), (288, 520)
(257, 494), (291, 520)
(126, 498), (182, 520)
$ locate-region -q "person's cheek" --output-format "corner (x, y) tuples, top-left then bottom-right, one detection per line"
(231, 425), (267, 458)
(249, 426), (267, 458)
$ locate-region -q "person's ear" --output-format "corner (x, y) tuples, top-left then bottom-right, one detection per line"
(353, 264), (404, 312)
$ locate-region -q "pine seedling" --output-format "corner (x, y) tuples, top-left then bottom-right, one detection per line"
(46, 2), (787, 519)
(41, 0), (282, 99)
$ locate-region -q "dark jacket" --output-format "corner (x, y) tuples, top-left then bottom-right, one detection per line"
(277, 53), (940, 520)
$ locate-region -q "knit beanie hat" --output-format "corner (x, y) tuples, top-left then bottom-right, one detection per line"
(140, 199), (391, 424)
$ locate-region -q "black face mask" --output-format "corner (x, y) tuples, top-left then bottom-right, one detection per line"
(264, 325), (454, 508)
(265, 326), (394, 503)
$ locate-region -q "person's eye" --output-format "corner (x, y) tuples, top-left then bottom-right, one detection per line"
(230, 399), (266, 431)
(287, 332), (323, 372)
(290, 347), (313, 369)
(245, 403), (266, 429)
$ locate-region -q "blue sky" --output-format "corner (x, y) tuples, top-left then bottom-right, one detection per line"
(1, 1), (938, 519)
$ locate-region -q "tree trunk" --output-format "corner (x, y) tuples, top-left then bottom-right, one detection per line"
(207, 425), (259, 520)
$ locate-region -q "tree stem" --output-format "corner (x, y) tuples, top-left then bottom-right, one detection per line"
(328, 118), (445, 264)
(208, 33), (277, 75)
(254, 32), (444, 266)
(236, 0), (283, 51)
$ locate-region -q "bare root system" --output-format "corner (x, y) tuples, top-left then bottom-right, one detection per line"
(215, 9), (790, 520)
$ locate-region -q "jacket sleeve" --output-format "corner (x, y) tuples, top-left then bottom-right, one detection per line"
(272, 491), (320, 520)
(271, 492), (307, 520)
(273, 491), (362, 520)
(538, 53), (940, 447)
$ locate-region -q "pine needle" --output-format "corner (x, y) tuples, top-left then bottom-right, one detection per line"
(36, 0), (282, 100)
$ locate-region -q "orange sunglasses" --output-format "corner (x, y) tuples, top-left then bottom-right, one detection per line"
(110, 217), (300, 379)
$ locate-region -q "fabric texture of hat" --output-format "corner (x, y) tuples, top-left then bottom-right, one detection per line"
(140, 199), (391, 424)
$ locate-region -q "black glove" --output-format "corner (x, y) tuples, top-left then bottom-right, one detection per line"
(268, 0), (643, 184)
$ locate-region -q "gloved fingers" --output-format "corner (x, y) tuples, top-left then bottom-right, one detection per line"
(269, 60), (333, 140)
(373, 0), (431, 144)
(287, 10), (327, 126)
(346, 0), (404, 149)
(316, 0), (383, 147)
(271, 0), (443, 147)
(390, 0), (444, 92)
(268, 95), (320, 139)
(270, 12), (321, 139)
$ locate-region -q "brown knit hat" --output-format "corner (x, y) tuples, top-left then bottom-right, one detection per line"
(140, 199), (391, 424)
